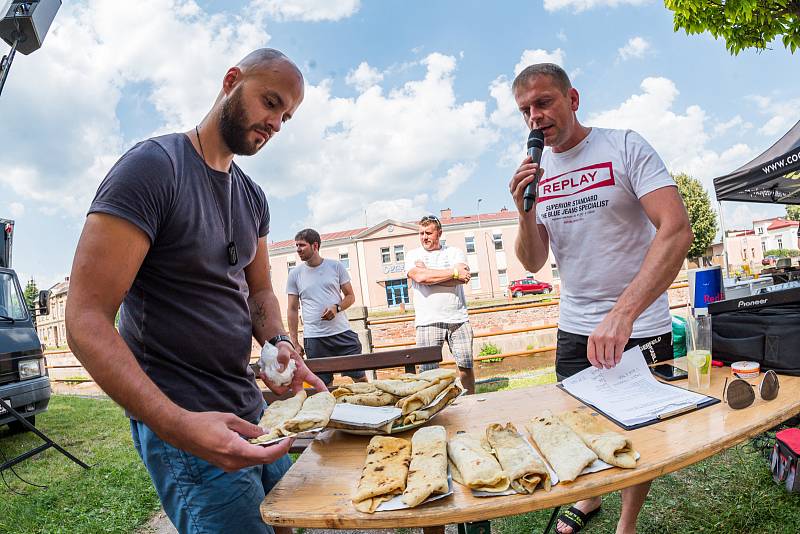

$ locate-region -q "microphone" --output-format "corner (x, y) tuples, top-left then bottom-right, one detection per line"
(523, 129), (544, 212)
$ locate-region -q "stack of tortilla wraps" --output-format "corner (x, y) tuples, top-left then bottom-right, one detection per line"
(331, 369), (463, 432)
(526, 410), (638, 482)
(353, 425), (450, 513)
(249, 390), (336, 445)
(447, 423), (551, 495)
(486, 423), (551, 493)
(558, 410), (638, 468)
(447, 432), (511, 493)
(402, 426), (450, 507)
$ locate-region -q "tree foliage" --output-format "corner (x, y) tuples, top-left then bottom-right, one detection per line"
(764, 248), (800, 257)
(786, 205), (800, 221)
(23, 278), (38, 310)
(664, 0), (800, 54)
(674, 173), (719, 259)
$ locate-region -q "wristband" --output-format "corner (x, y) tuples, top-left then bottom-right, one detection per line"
(268, 335), (294, 349)
(453, 268), (459, 280)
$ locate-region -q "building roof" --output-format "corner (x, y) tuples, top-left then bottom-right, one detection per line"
(268, 210), (518, 251)
(767, 218), (800, 231)
(48, 277), (70, 296)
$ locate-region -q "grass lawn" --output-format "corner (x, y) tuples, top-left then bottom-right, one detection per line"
(2, 382), (799, 534)
(0, 395), (159, 534)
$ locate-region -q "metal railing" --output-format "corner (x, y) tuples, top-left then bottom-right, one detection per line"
(45, 283), (690, 384)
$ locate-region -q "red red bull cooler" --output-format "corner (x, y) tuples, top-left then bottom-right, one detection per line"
(688, 266), (724, 315)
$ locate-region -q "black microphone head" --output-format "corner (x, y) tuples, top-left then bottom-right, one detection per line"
(527, 129), (544, 150)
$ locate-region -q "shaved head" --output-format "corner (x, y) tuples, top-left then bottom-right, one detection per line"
(236, 48), (303, 83)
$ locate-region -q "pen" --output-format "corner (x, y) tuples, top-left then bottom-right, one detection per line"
(657, 404), (698, 420)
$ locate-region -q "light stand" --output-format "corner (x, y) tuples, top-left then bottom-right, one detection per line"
(0, 4), (21, 97)
(0, 0), (61, 98)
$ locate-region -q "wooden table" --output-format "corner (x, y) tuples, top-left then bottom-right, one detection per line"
(261, 367), (800, 529)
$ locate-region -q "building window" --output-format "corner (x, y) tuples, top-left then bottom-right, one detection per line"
(752, 248), (756, 259)
(757, 227), (764, 234)
(465, 236), (475, 254)
(384, 279), (410, 307)
(339, 253), (350, 269)
(470, 273), (481, 290)
(440, 238), (446, 247)
(394, 244), (404, 262)
(761, 241), (766, 253)
(287, 260), (296, 273)
(778, 237), (783, 249)
(493, 232), (503, 251)
(498, 269), (508, 287)
(743, 248), (747, 259)
(381, 247), (391, 263)
(551, 263), (560, 279)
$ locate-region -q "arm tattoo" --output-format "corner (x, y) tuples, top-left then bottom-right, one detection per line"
(252, 301), (267, 328)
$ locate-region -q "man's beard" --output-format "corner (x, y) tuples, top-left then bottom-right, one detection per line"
(219, 87), (265, 156)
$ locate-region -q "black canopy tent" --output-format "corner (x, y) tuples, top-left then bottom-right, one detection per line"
(714, 120), (800, 205)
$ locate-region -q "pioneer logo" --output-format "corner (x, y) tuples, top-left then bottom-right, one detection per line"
(738, 298), (768, 308)
(538, 162), (615, 201)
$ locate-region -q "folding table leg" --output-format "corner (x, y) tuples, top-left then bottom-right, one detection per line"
(0, 398), (89, 473)
(457, 520), (490, 534)
(543, 506), (561, 534)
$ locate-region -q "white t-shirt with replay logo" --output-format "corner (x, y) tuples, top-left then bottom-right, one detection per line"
(535, 127), (676, 338)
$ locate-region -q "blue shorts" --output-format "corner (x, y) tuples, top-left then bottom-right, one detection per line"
(130, 417), (291, 534)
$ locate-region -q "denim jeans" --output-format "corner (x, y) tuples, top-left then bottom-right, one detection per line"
(130, 417), (292, 534)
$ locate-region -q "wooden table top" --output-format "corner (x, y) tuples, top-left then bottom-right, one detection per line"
(261, 367), (800, 529)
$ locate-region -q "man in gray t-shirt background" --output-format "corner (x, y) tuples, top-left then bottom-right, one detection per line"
(287, 228), (368, 387)
(66, 49), (325, 534)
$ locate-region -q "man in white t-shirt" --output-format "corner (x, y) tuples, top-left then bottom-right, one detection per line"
(509, 64), (692, 534)
(405, 215), (476, 394)
(287, 228), (368, 387)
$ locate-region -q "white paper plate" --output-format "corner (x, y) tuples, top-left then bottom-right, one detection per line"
(250, 427), (324, 447)
(375, 471), (453, 511)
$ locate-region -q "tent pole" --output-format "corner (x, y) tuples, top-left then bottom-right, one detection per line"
(718, 201), (730, 278)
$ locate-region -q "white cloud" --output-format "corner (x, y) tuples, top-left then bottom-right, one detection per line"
(587, 77), (760, 196)
(617, 36), (650, 61)
(556, 30), (568, 42)
(544, 0), (648, 13)
(345, 62), (384, 92)
(250, 0), (360, 21)
(0, 0), (272, 216)
(8, 202), (25, 217)
(514, 48), (565, 75)
(713, 116), (746, 136)
(748, 94), (800, 137)
(242, 52), (499, 232)
(436, 163), (476, 202)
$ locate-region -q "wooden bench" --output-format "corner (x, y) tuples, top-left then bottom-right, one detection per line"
(258, 345), (443, 452)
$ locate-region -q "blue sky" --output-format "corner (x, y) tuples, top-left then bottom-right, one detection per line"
(2, 0), (798, 289)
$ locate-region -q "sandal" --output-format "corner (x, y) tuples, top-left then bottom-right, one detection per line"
(557, 504), (602, 533)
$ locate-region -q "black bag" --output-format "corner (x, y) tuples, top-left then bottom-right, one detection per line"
(770, 428), (800, 493)
(711, 304), (800, 376)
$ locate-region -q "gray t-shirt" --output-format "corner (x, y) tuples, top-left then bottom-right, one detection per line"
(89, 133), (269, 422)
(286, 259), (351, 338)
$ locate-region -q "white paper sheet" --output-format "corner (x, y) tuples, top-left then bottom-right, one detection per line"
(561, 346), (711, 427)
(329, 404), (402, 428)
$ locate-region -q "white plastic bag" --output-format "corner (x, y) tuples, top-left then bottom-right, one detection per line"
(259, 342), (296, 386)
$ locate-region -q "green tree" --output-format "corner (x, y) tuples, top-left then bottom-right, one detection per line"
(674, 173), (718, 261)
(23, 278), (38, 310)
(787, 205), (800, 221)
(664, 0), (800, 54)
(24, 278), (39, 326)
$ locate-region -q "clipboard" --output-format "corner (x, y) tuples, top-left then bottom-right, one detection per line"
(556, 382), (720, 431)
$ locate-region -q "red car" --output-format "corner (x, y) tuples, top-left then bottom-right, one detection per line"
(508, 278), (552, 297)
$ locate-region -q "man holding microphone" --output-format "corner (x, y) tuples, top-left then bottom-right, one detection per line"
(509, 63), (692, 534)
